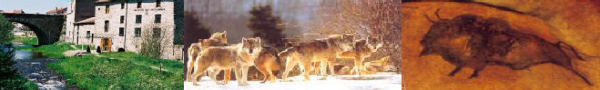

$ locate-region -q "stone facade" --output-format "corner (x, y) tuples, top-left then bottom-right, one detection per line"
(64, 0), (96, 44)
(65, 0), (182, 60)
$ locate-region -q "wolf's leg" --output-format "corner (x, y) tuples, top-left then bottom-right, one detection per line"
(266, 64), (276, 83)
(192, 61), (208, 86)
(282, 58), (297, 82)
(186, 56), (195, 82)
(357, 56), (365, 75)
(352, 57), (361, 75)
(239, 66), (250, 86)
(327, 57), (336, 76)
(224, 69), (232, 84)
(301, 61), (313, 81)
(319, 60), (327, 76)
(258, 65), (268, 83)
(234, 66), (243, 84)
(208, 68), (222, 84)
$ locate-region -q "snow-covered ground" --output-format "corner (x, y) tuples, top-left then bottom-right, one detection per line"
(184, 72), (402, 90)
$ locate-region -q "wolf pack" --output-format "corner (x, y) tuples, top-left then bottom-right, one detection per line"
(185, 31), (384, 86)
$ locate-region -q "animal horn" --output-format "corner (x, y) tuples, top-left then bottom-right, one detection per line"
(435, 8), (442, 20)
(422, 12), (435, 23)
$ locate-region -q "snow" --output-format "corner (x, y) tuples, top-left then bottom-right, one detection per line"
(185, 72), (402, 90)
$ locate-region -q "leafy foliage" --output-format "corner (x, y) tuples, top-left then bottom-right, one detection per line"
(183, 11), (211, 46)
(140, 28), (163, 59)
(0, 14), (14, 45)
(13, 36), (38, 45)
(173, 0), (184, 45)
(247, 5), (286, 48)
(0, 48), (37, 89)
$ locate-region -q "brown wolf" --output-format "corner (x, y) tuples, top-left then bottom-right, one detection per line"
(278, 34), (356, 81)
(338, 37), (384, 75)
(253, 47), (281, 83)
(186, 31), (228, 82)
(191, 37), (262, 86)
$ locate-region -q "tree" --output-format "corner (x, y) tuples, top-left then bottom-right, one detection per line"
(183, 11), (211, 46)
(173, 0), (184, 45)
(0, 48), (29, 89)
(248, 5), (286, 48)
(0, 14), (14, 45)
(315, 0), (402, 72)
(140, 26), (166, 59)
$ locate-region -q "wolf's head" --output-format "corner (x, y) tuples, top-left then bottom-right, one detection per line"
(330, 34), (357, 51)
(210, 31), (228, 44)
(367, 36), (384, 52)
(242, 37), (262, 54)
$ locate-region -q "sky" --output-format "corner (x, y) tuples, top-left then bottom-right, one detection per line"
(0, 0), (70, 14)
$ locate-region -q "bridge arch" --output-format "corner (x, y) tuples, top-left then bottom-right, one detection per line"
(2, 13), (65, 45)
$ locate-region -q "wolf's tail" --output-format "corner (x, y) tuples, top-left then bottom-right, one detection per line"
(278, 47), (295, 63)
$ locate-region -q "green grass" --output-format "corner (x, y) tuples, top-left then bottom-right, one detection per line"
(21, 78), (38, 90)
(0, 76), (38, 90)
(12, 36), (38, 45)
(15, 46), (34, 51)
(33, 42), (89, 59)
(47, 52), (183, 89)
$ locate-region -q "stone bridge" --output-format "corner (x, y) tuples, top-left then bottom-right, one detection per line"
(2, 13), (65, 45)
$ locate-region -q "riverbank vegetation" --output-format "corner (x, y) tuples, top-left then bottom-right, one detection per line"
(13, 36), (38, 46)
(34, 42), (183, 89)
(0, 14), (39, 90)
(33, 42), (88, 59)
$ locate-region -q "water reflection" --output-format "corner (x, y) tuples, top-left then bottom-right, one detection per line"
(10, 43), (67, 90)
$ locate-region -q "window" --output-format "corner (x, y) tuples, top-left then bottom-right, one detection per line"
(156, 0), (161, 7)
(120, 16), (124, 23)
(135, 15), (142, 23)
(104, 21), (109, 32)
(121, 2), (125, 9)
(154, 14), (161, 23)
(119, 28), (124, 36)
(137, 1), (142, 8)
(86, 31), (90, 38)
(153, 28), (161, 38)
(135, 28), (141, 37)
(105, 5), (110, 13)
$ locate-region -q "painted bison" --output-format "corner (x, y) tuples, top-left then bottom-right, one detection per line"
(419, 9), (593, 85)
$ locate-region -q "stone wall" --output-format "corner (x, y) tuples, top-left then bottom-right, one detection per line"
(91, 0), (179, 59)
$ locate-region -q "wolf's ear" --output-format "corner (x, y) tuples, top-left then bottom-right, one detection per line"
(222, 31), (227, 37)
(255, 37), (261, 43)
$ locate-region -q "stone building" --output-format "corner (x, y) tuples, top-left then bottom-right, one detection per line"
(64, 0), (95, 45)
(65, 0), (183, 60)
(46, 7), (68, 15)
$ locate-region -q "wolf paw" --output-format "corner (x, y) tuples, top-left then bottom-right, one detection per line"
(281, 79), (294, 82)
(239, 82), (249, 86)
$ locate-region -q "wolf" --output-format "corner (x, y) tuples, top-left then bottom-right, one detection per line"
(278, 34), (356, 81)
(338, 37), (384, 75)
(186, 31), (228, 82)
(252, 46), (282, 83)
(191, 37), (263, 86)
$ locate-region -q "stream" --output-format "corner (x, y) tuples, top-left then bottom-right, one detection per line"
(10, 42), (68, 90)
